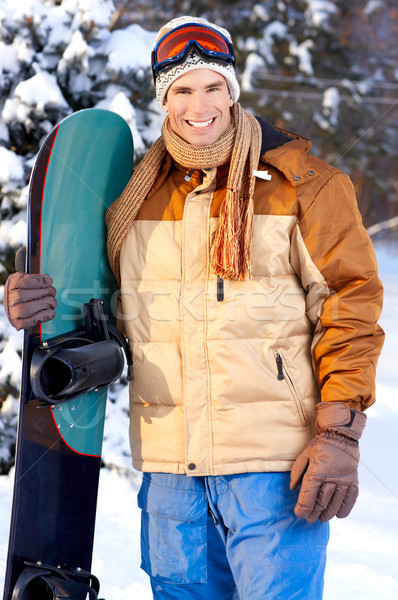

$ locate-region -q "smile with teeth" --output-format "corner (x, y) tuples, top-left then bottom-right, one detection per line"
(186, 118), (215, 128)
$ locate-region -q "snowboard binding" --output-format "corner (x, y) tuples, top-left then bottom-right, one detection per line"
(11, 561), (103, 600)
(30, 298), (132, 404)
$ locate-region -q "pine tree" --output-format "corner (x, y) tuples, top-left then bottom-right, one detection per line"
(0, 0), (159, 473)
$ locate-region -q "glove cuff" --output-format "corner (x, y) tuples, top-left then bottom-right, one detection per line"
(315, 401), (366, 442)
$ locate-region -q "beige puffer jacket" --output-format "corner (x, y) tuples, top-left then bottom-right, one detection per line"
(115, 124), (384, 476)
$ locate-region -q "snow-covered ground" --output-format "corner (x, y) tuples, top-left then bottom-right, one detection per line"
(0, 242), (397, 599)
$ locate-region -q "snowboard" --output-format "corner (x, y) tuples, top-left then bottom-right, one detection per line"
(3, 109), (134, 600)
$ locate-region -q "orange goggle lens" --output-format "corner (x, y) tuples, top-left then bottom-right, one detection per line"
(155, 25), (231, 62)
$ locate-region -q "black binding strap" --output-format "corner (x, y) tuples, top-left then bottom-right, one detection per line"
(30, 298), (133, 404)
(12, 562), (102, 600)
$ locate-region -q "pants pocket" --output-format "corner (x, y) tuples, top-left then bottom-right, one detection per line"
(137, 473), (208, 584)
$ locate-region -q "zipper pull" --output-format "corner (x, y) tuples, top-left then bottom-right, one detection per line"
(217, 277), (224, 302)
(208, 505), (219, 525)
(184, 168), (195, 182)
(275, 352), (285, 381)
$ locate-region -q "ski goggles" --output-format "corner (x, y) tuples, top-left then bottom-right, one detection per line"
(151, 23), (236, 81)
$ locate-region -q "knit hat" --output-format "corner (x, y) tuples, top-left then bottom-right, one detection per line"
(153, 16), (240, 108)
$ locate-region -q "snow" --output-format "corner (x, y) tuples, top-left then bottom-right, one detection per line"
(252, 4), (270, 22)
(260, 21), (288, 66)
(289, 39), (314, 76)
(68, 0), (114, 31)
(6, 220), (27, 248)
(0, 41), (19, 77)
(364, 0), (383, 16)
(322, 86), (340, 126)
(314, 86), (341, 131)
(14, 69), (69, 111)
(94, 89), (148, 156)
(241, 53), (267, 92)
(0, 148), (24, 184)
(0, 342), (21, 389)
(0, 243), (397, 599)
(101, 24), (156, 75)
(3, 68), (69, 131)
(60, 29), (95, 71)
(44, 11), (73, 50)
(305, 0), (338, 27)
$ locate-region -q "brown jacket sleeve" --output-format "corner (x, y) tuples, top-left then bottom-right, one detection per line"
(291, 170), (384, 410)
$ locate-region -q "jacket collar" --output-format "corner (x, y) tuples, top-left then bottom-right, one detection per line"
(255, 117), (317, 186)
(255, 116), (292, 155)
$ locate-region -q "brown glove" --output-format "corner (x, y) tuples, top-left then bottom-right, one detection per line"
(290, 402), (366, 523)
(3, 272), (57, 331)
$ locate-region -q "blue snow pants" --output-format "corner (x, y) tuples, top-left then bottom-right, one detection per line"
(138, 472), (329, 599)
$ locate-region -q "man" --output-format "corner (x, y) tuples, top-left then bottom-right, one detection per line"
(4, 16), (384, 600)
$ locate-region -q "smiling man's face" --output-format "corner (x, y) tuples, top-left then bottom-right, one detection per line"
(163, 69), (234, 146)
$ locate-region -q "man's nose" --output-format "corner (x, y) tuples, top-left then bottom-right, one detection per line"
(189, 92), (209, 114)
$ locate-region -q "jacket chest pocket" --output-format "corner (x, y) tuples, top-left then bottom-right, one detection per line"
(274, 350), (309, 426)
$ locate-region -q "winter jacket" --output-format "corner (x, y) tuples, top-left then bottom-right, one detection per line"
(117, 119), (384, 476)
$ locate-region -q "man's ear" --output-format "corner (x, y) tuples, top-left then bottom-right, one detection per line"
(163, 90), (170, 112)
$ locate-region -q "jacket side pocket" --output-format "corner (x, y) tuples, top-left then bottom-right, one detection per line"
(275, 351), (309, 426)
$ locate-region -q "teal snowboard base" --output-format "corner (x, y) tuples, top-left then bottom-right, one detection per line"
(3, 109), (134, 600)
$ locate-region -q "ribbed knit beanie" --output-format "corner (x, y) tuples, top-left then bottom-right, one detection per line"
(153, 16), (240, 108)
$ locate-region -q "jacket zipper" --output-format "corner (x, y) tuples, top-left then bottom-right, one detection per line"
(275, 351), (285, 380)
(208, 505), (219, 525)
(217, 276), (224, 301)
(275, 351), (308, 425)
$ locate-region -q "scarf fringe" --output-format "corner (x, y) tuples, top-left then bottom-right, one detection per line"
(210, 189), (242, 280)
(240, 174), (257, 280)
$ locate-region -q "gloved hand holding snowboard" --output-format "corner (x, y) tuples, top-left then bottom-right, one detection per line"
(290, 401), (366, 523)
(4, 271), (57, 331)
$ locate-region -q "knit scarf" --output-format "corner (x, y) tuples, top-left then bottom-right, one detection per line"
(105, 103), (262, 285)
